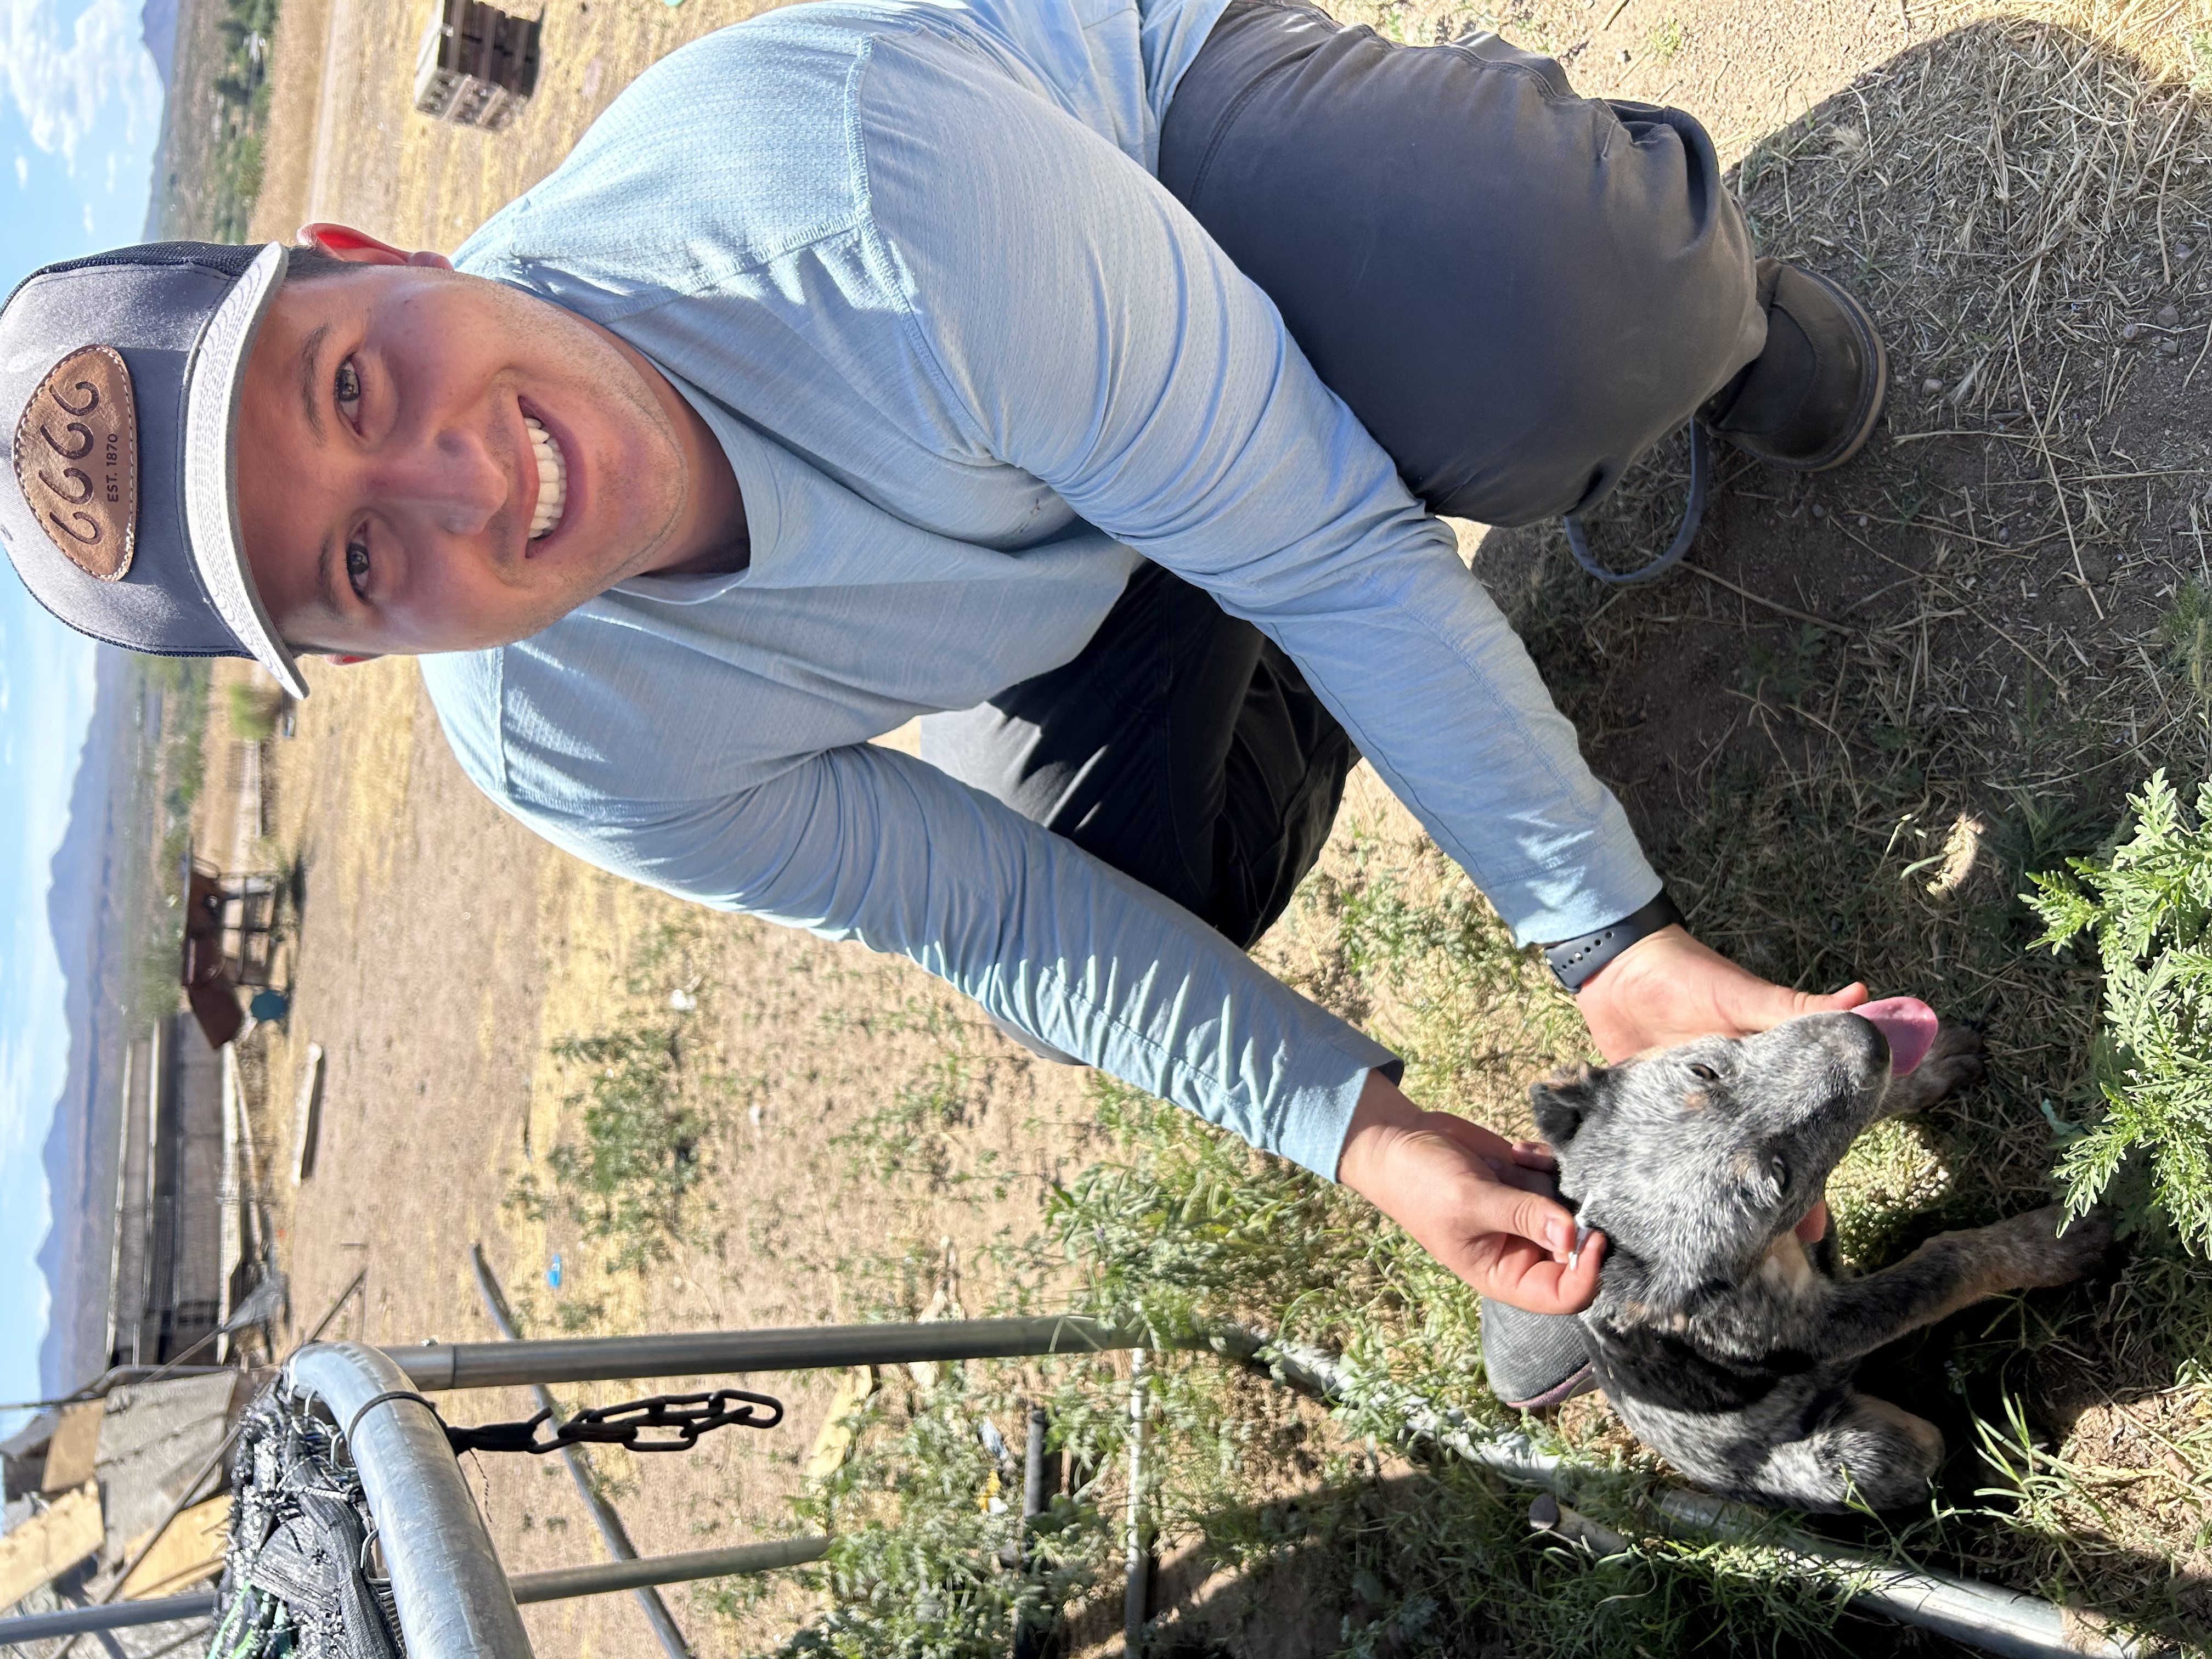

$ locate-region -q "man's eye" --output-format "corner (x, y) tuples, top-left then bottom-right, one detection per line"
(345, 539), (371, 600)
(334, 358), (362, 415)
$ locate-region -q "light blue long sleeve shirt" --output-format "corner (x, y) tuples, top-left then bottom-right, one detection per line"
(423, 0), (1659, 1179)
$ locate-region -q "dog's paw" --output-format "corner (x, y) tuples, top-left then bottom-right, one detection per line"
(1993, 1203), (2114, 1288)
(1882, 1019), (1985, 1116)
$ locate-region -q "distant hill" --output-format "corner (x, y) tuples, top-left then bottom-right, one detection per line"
(143, 0), (183, 84)
(33, 651), (152, 1397)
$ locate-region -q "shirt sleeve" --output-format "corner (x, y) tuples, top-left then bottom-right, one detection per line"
(859, 29), (1660, 945)
(488, 732), (1398, 1180)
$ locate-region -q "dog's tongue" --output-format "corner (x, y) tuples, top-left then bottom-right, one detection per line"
(1855, 996), (1938, 1075)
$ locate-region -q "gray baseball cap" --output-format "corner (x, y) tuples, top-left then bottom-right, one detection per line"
(0, 240), (307, 697)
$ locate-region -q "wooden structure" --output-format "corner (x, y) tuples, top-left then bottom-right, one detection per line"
(109, 1019), (232, 1366)
(414, 0), (542, 131)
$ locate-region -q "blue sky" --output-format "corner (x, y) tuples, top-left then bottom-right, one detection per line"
(0, 0), (165, 1427)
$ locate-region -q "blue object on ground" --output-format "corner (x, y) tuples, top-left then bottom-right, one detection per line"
(250, 989), (291, 1022)
(548, 1254), (563, 1288)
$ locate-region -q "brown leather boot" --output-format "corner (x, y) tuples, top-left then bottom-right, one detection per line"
(1702, 259), (1888, 471)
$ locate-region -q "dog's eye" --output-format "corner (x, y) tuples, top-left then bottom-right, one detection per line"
(1689, 1062), (1720, 1082)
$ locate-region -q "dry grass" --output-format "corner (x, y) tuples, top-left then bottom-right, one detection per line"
(1433, 0), (2212, 1637)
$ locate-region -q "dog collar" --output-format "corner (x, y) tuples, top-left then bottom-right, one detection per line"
(1542, 891), (1685, 992)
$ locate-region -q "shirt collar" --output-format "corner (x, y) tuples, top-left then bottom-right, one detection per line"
(612, 360), (781, 607)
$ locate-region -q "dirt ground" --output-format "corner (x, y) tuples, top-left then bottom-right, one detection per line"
(208, 0), (2212, 1652)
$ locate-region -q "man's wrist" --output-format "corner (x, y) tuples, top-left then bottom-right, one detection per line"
(1334, 1069), (1422, 1189)
(1541, 891), (1684, 994)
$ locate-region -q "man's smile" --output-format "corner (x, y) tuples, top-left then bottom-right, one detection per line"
(524, 411), (568, 544)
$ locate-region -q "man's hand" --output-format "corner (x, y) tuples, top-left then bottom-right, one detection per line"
(1336, 1071), (1604, 1314)
(1575, 923), (1868, 1063)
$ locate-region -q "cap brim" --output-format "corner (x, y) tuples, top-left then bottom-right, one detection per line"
(180, 241), (308, 699)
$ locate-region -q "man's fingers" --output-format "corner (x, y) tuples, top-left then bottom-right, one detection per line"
(1503, 1188), (1579, 1263)
(1486, 1160), (1558, 1197)
(1797, 981), (1870, 1014)
(1736, 978), (1871, 1036)
(1480, 1229), (1605, 1313)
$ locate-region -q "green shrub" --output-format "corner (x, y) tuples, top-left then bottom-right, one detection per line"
(226, 681), (279, 741)
(508, 1014), (723, 1273)
(2023, 769), (2212, 1249)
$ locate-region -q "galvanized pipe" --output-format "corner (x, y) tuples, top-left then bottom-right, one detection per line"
(0, 1595), (217, 1641)
(507, 1539), (831, 1603)
(385, 1316), (1149, 1390)
(1122, 1349), (1148, 1659)
(1216, 1327), (2148, 1659)
(289, 1342), (535, 1659)
(0, 1543), (833, 1646)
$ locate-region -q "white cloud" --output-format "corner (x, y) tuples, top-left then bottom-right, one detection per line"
(2, 0), (165, 168)
(11, 153), (24, 189)
(80, 198), (92, 233)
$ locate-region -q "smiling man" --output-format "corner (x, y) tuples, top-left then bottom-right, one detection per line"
(232, 240), (749, 656)
(0, 0), (1887, 1406)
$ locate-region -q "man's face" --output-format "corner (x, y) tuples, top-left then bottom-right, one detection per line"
(237, 251), (692, 657)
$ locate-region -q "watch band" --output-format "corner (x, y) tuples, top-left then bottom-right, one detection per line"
(1542, 892), (1685, 993)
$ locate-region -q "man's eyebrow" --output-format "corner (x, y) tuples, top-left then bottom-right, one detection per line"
(314, 529), (342, 624)
(298, 321), (330, 443)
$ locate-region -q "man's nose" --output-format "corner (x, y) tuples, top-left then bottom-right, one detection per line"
(371, 425), (506, 537)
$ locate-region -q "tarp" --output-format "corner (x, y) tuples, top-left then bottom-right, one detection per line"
(95, 1373), (246, 1558)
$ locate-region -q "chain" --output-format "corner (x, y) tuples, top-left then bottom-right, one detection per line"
(441, 1388), (785, 1455)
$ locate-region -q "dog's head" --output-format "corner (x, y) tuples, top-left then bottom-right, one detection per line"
(1532, 1010), (1911, 1306)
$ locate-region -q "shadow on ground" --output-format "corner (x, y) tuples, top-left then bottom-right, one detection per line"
(1451, 10), (2212, 1643)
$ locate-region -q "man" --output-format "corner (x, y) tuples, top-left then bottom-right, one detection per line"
(0, 0), (1880, 1401)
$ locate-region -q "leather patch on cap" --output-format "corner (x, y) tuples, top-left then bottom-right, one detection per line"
(14, 346), (138, 580)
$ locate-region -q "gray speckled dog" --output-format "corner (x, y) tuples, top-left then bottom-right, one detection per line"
(1533, 1008), (2111, 1512)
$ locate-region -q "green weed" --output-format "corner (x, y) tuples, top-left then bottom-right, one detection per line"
(2024, 770), (2212, 1250)
(831, 1051), (979, 1193)
(226, 681), (281, 742)
(509, 1009), (726, 1274)
(2158, 578), (2212, 713)
(1737, 623), (1828, 707)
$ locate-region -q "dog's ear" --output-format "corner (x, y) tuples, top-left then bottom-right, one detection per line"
(1528, 1065), (1606, 1147)
(1730, 1147), (1787, 1211)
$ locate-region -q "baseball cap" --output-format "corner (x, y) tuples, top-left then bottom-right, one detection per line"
(0, 240), (308, 698)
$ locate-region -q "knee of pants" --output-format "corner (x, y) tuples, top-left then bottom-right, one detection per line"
(1163, 15), (1765, 526)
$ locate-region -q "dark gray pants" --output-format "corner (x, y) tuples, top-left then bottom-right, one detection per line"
(928, 1), (1765, 942)
(922, 561), (1357, 950)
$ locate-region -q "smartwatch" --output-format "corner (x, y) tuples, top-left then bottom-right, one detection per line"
(1542, 891), (1684, 994)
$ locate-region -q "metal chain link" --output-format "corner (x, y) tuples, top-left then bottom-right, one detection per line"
(441, 1388), (785, 1455)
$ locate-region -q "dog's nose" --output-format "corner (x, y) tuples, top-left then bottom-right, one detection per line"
(1849, 1012), (1891, 1067)
(1802, 1008), (1891, 1076)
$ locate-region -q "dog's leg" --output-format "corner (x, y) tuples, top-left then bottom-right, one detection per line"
(1878, 1018), (1984, 1118)
(1743, 1392), (1946, 1513)
(1814, 1203), (2111, 1365)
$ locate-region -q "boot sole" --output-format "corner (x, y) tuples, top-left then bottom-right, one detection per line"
(1796, 264), (1888, 473)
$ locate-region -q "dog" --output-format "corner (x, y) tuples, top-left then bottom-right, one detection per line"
(1532, 1003), (2111, 1512)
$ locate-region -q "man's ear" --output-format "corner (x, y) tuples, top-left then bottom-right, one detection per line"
(295, 223), (453, 272)
(1527, 1064), (1606, 1148)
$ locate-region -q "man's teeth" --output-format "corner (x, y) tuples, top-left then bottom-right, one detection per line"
(526, 416), (566, 540)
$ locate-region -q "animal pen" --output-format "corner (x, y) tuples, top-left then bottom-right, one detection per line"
(0, 1306), (2159, 1659)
